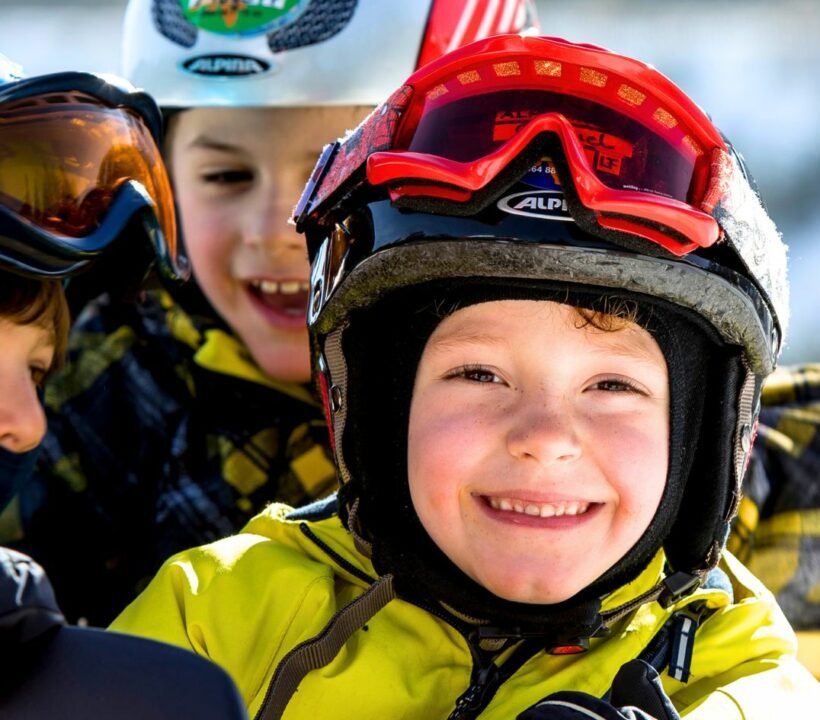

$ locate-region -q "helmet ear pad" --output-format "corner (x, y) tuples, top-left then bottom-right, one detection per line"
(336, 277), (742, 624)
(663, 347), (745, 573)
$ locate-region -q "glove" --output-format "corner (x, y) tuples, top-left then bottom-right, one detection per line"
(517, 660), (681, 720)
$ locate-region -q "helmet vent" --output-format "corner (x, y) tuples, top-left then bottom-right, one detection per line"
(267, 0), (358, 53)
(153, 0), (197, 49)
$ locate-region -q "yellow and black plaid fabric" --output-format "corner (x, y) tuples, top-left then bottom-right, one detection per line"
(0, 290), (337, 626)
(729, 364), (820, 631)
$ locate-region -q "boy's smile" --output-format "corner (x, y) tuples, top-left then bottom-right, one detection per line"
(481, 494), (599, 525)
(407, 300), (670, 605)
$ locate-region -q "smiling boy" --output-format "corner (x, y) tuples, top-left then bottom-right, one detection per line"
(408, 300), (670, 605)
(163, 105), (367, 382)
(110, 35), (820, 718)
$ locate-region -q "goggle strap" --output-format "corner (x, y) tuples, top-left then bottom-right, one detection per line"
(700, 148), (734, 215)
(294, 141), (340, 229)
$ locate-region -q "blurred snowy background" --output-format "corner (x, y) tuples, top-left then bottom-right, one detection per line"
(1, 0), (817, 362)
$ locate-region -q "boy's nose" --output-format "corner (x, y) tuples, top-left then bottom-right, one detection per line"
(506, 397), (582, 464)
(242, 198), (305, 254)
(0, 379), (47, 454)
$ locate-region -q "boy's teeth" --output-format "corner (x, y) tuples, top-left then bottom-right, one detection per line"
(250, 280), (310, 295)
(280, 281), (301, 294)
(487, 497), (589, 518)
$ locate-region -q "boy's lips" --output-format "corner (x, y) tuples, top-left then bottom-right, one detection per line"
(477, 493), (602, 527)
(486, 496), (591, 518)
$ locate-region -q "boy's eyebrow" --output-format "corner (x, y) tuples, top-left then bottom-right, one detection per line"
(584, 329), (663, 366)
(27, 323), (57, 366)
(187, 135), (323, 165)
(187, 135), (243, 152)
(426, 327), (508, 352)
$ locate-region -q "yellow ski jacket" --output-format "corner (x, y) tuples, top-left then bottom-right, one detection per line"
(111, 503), (820, 719)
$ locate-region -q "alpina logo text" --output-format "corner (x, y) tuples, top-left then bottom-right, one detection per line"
(497, 190), (572, 221)
(182, 54), (271, 76)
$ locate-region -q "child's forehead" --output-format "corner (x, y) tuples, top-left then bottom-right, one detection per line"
(425, 299), (664, 363)
(0, 316), (56, 350)
(175, 105), (369, 151)
(429, 299), (574, 335)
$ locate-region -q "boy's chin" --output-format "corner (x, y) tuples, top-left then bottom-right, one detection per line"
(247, 339), (312, 383)
(470, 570), (590, 606)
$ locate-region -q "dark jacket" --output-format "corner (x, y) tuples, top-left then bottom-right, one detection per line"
(0, 290), (336, 625)
(0, 547), (248, 719)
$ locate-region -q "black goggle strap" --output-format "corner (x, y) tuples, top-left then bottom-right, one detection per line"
(0, 71), (163, 143)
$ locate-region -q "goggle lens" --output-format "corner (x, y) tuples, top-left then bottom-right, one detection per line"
(0, 92), (176, 252)
(406, 88), (699, 203)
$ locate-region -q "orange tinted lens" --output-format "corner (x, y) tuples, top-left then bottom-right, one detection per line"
(0, 93), (175, 253)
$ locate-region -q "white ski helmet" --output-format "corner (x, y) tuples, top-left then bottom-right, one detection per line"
(121, 0), (540, 108)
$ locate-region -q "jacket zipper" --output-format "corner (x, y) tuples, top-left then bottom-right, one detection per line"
(447, 660), (501, 720)
(447, 636), (544, 720)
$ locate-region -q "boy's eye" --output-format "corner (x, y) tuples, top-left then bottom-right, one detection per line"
(589, 377), (644, 394)
(29, 365), (48, 387)
(200, 169), (254, 184)
(447, 364), (504, 384)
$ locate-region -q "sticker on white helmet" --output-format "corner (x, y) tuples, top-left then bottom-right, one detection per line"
(180, 0), (311, 38)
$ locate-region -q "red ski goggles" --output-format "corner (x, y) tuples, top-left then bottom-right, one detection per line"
(296, 35), (730, 257)
(0, 75), (178, 277)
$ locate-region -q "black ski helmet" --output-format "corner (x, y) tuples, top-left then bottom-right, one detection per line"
(295, 35), (787, 635)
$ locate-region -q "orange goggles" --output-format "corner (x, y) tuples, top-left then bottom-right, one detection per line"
(296, 35), (731, 257)
(0, 72), (180, 279)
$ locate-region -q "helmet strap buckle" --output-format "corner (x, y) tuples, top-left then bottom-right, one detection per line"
(658, 571), (702, 608)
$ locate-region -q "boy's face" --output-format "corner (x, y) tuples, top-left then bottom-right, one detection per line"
(0, 318), (54, 453)
(166, 105), (369, 383)
(407, 300), (669, 604)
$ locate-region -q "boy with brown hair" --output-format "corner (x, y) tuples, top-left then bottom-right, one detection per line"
(10, 0), (539, 627)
